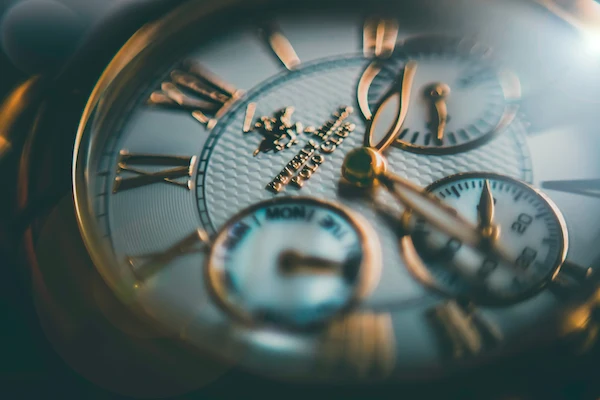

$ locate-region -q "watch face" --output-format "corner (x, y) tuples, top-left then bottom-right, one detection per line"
(73, 0), (599, 381)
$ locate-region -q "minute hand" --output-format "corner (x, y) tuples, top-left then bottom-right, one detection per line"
(426, 83), (450, 142)
(379, 172), (517, 271)
(342, 146), (519, 273)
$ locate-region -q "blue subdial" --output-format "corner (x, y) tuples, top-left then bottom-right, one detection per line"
(206, 197), (381, 328)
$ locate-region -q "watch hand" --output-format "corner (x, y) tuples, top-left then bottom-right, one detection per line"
(477, 180), (501, 241)
(379, 171), (481, 251)
(426, 83), (451, 142)
(278, 250), (342, 276)
(365, 60), (418, 152)
(342, 147), (520, 274)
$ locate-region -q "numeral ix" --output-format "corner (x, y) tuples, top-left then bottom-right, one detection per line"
(113, 151), (197, 193)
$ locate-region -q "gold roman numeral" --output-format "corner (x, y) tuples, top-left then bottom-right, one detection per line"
(112, 150), (197, 193)
(317, 312), (396, 380)
(363, 18), (399, 59)
(261, 23), (301, 70)
(427, 300), (502, 360)
(148, 60), (244, 130)
(127, 229), (210, 282)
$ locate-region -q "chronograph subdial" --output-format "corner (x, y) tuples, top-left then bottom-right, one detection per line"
(400, 173), (568, 305)
(358, 35), (521, 154)
(205, 197), (381, 329)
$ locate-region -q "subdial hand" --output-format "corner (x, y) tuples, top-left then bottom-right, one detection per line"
(341, 148), (519, 275)
(345, 81), (523, 275)
(425, 82), (451, 142)
(477, 180), (501, 241)
(277, 250), (343, 276)
(365, 60), (418, 152)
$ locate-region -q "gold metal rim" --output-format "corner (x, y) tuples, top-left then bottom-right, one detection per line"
(72, 0), (247, 303)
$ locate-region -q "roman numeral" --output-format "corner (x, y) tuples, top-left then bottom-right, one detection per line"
(541, 179), (600, 199)
(427, 300), (502, 360)
(127, 229), (210, 282)
(112, 150), (197, 193)
(261, 23), (301, 70)
(549, 260), (593, 298)
(148, 60), (244, 130)
(363, 18), (399, 59)
(318, 312), (396, 379)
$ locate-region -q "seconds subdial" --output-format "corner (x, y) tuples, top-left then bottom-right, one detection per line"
(358, 35), (521, 154)
(401, 172), (568, 304)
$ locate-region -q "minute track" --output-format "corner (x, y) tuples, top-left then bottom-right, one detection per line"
(402, 172), (568, 305)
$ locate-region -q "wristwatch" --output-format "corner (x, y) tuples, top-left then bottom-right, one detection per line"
(2, 0), (600, 398)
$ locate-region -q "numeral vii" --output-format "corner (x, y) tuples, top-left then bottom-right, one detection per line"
(112, 151), (197, 193)
(148, 60), (244, 130)
(127, 229), (210, 282)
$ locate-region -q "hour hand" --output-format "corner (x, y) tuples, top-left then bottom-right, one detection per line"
(477, 179), (500, 241)
(425, 83), (451, 142)
(278, 250), (342, 276)
(341, 148), (517, 271)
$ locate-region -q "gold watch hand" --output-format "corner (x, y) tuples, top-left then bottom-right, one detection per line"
(278, 250), (342, 276)
(342, 147), (519, 273)
(365, 60), (418, 152)
(477, 180), (501, 241)
(426, 83), (450, 142)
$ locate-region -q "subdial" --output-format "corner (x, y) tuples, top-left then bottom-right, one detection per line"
(358, 35), (521, 154)
(400, 172), (568, 304)
(206, 197), (381, 329)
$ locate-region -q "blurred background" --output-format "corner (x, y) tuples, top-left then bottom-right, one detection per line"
(0, 1), (162, 398)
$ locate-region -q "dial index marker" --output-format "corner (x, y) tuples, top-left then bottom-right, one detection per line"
(318, 313), (396, 379)
(148, 60), (244, 129)
(363, 18), (399, 59)
(550, 260), (593, 297)
(541, 178), (600, 199)
(127, 229), (210, 282)
(113, 151), (197, 193)
(261, 24), (301, 70)
(428, 300), (501, 359)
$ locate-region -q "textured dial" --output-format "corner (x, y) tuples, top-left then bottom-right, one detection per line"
(72, 0), (600, 382)
(198, 56), (532, 308)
